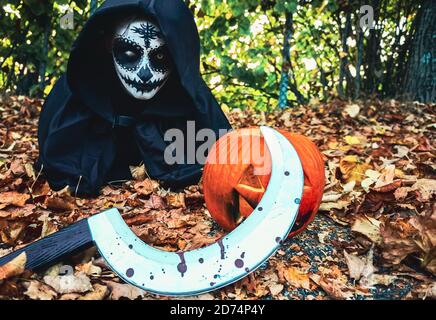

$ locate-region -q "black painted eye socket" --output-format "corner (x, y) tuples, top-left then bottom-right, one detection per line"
(113, 37), (143, 71)
(149, 45), (172, 73)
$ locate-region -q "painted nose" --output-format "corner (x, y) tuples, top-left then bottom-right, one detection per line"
(137, 65), (153, 83)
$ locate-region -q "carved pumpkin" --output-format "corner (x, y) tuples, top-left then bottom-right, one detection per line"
(202, 127), (325, 237)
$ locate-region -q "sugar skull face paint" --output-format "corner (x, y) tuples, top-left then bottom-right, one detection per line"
(112, 19), (172, 100)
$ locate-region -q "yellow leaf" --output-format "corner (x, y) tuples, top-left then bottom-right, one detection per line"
(344, 135), (362, 145)
(339, 156), (371, 184)
(284, 267), (311, 290)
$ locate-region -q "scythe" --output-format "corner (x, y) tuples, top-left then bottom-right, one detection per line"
(0, 127), (303, 296)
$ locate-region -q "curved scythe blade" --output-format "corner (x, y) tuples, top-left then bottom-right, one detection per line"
(88, 126), (304, 296)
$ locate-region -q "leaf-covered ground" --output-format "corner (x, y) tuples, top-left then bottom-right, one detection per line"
(0, 96), (434, 300)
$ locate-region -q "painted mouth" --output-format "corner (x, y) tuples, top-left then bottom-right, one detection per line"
(121, 75), (167, 94)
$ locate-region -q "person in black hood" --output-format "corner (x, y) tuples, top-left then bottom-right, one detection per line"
(36, 0), (232, 196)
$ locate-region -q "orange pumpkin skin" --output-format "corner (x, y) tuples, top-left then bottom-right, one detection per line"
(202, 127), (325, 237)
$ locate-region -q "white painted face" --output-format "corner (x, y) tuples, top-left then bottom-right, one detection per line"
(112, 19), (171, 100)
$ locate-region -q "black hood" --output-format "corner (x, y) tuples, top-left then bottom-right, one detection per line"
(67, 0), (212, 119)
(37, 0), (232, 196)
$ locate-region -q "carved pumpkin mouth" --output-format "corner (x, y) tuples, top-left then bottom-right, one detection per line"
(202, 127), (325, 238)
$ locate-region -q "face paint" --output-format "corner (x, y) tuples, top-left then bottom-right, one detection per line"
(112, 19), (172, 100)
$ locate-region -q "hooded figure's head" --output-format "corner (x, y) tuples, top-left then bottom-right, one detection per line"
(111, 17), (173, 100)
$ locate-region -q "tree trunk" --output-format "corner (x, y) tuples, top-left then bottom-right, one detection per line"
(278, 12), (293, 109)
(38, 18), (50, 97)
(355, 5), (364, 100)
(363, 0), (381, 95)
(404, 0), (436, 102)
(337, 11), (351, 98)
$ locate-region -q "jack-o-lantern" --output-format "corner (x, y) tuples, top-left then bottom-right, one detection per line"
(202, 127), (325, 237)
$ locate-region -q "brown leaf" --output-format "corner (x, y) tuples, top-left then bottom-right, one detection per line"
(380, 219), (420, 266)
(318, 277), (354, 300)
(124, 212), (153, 226)
(78, 284), (108, 300)
(408, 212), (436, 274)
(134, 179), (159, 196)
(0, 191), (30, 207)
(75, 261), (102, 276)
(142, 194), (166, 209)
(45, 196), (76, 211)
(24, 280), (57, 300)
(105, 281), (145, 300)
(411, 179), (436, 202)
(0, 220), (27, 244)
(39, 213), (59, 238)
(343, 247), (389, 288)
(59, 293), (82, 300)
(344, 250), (369, 280)
(283, 267), (311, 290)
(10, 159), (25, 175)
(129, 164), (147, 180)
(374, 165), (396, 189)
(166, 193), (186, 208)
(351, 216), (382, 244)
(0, 252), (26, 280)
(372, 180), (402, 193)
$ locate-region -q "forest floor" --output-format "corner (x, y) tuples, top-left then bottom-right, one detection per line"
(0, 96), (434, 300)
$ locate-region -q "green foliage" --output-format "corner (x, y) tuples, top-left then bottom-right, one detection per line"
(0, 0), (421, 109)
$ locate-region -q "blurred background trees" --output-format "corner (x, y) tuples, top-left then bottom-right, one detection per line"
(0, 0), (433, 110)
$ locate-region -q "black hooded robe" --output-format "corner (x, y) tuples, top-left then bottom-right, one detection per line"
(36, 0), (232, 196)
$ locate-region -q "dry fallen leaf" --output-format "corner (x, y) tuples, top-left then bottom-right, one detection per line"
(44, 196), (76, 211)
(344, 104), (360, 118)
(283, 267), (311, 290)
(343, 247), (394, 288)
(380, 219), (421, 266)
(344, 250), (370, 280)
(75, 261), (102, 276)
(43, 272), (93, 294)
(0, 191), (30, 207)
(339, 156), (371, 184)
(360, 274), (398, 288)
(24, 280), (57, 300)
(396, 179), (436, 202)
(134, 179), (159, 196)
(317, 277), (354, 300)
(374, 165), (396, 189)
(267, 283), (284, 296)
(105, 281), (145, 300)
(78, 284), (108, 300)
(351, 216), (382, 244)
(130, 164), (147, 180)
(166, 193), (186, 208)
(0, 252), (26, 280)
